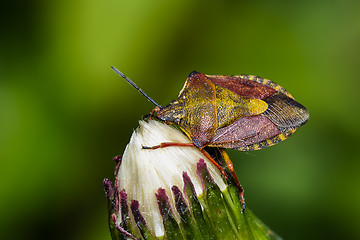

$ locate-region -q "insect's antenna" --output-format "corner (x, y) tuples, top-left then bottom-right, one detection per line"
(111, 66), (160, 107)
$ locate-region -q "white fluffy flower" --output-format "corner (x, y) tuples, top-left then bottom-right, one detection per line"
(117, 120), (226, 237)
(104, 119), (281, 240)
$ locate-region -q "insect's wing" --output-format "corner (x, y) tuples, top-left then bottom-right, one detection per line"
(178, 72), (218, 148)
(209, 115), (281, 150)
(262, 92), (308, 131)
(206, 74), (309, 151)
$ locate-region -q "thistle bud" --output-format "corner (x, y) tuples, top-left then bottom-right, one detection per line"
(104, 120), (281, 240)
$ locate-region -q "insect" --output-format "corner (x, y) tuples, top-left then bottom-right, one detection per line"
(111, 67), (309, 208)
(155, 71), (309, 150)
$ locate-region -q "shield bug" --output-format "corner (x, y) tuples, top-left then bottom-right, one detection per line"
(111, 67), (309, 208)
(155, 71), (309, 151)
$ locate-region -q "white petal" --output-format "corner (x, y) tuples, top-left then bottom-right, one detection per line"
(117, 120), (226, 237)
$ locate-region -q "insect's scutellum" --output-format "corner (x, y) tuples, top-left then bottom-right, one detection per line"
(111, 66), (160, 107)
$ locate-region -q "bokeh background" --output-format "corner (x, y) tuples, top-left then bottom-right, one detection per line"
(1, 0), (360, 239)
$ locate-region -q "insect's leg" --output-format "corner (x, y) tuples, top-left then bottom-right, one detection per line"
(151, 106), (161, 115)
(142, 142), (228, 178)
(219, 148), (246, 212)
(146, 106), (161, 120)
(142, 142), (196, 149)
(199, 148), (228, 180)
(143, 107), (161, 120)
(145, 142), (246, 210)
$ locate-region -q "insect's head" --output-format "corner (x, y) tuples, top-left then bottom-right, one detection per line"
(155, 100), (185, 125)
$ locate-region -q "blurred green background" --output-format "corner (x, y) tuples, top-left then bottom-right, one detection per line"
(1, 0), (360, 239)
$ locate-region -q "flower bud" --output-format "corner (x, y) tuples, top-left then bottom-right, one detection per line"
(104, 120), (281, 240)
